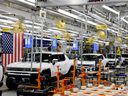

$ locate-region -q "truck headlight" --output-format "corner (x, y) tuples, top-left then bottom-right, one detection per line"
(77, 64), (81, 66)
(32, 68), (38, 72)
(7, 67), (12, 70)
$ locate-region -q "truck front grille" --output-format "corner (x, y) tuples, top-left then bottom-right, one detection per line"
(7, 68), (37, 72)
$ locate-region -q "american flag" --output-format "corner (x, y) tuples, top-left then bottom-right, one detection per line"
(2, 33), (13, 54)
(2, 33), (24, 67)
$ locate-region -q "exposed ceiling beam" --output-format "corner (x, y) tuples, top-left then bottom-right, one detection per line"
(7, 0), (36, 9)
(0, 4), (32, 20)
(0, 4), (86, 34)
(37, 0), (128, 7)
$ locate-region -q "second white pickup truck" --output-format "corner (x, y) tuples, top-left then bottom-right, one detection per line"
(76, 53), (108, 71)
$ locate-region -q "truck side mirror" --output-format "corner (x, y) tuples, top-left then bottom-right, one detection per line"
(52, 59), (58, 65)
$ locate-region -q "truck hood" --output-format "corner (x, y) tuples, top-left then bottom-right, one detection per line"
(77, 60), (95, 65)
(7, 62), (51, 70)
(106, 58), (118, 62)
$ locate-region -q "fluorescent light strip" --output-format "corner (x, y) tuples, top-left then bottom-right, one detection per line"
(87, 20), (97, 26)
(0, 19), (14, 23)
(47, 28), (78, 38)
(58, 9), (97, 26)
(102, 5), (120, 15)
(26, 24), (41, 29)
(0, 14), (18, 21)
(121, 17), (128, 24)
(26, 0), (35, 3)
(24, 33), (52, 41)
(0, 25), (13, 28)
(58, 9), (83, 21)
(24, 20), (41, 26)
(68, 30), (79, 34)
(48, 29), (62, 34)
(17, 0), (35, 6)
(71, 9), (90, 18)
(0, 15), (42, 27)
(88, 12), (111, 25)
(0, 19), (40, 29)
(107, 28), (118, 34)
(58, 9), (119, 34)
(50, 27), (79, 34)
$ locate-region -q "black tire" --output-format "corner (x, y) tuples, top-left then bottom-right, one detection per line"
(30, 74), (38, 85)
(41, 74), (51, 89)
(0, 82), (3, 87)
(0, 65), (4, 87)
(6, 77), (17, 90)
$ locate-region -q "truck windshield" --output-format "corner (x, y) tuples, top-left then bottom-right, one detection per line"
(82, 55), (98, 61)
(122, 54), (128, 58)
(25, 53), (65, 63)
(107, 54), (120, 59)
(35, 53), (52, 63)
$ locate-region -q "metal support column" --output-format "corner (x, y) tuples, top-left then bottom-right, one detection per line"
(31, 11), (35, 71)
(80, 21), (83, 67)
(40, 8), (46, 71)
(80, 6), (88, 68)
(114, 12), (120, 65)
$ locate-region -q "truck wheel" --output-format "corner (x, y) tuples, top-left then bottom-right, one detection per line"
(41, 74), (51, 88)
(6, 77), (17, 89)
(0, 65), (4, 87)
(0, 82), (3, 87)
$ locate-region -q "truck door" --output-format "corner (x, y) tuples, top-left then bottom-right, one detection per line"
(51, 54), (63, 76)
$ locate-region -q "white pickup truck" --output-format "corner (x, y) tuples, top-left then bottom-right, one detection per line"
(76, 53), (108, 72)
(6, 52), (73, 89)
(105, 54), (120, 69)
(121, 54), (128, 66)
(0, 64), (3, 87)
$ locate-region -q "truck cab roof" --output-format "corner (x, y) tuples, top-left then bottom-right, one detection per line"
(82, 53), (103, 56)
(31, 51), (64, 55)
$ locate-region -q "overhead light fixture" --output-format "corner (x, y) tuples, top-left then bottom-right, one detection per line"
(51, 27), (79, 34)
(71, 9), (89, 18)
(26, 24), (41, 29)
(24, 20), (41, 26)
(0, 14), (18, 21)
(0, 25), (13, 28)
(26, 0), (35, 3)
(0, 19), (14, 23)
(0, 15), (42, 27)
(68, 30), (79, 34)
(17, 0), (35, 6)
(58, 9), (119, 35)
(48, 29), (62, 34)
(58, 9), (82, 20)
(102, 5), (120, 15)
(121, 17), (128, 24)
(107, 28), (118, 34)
(87, 21), (97, 26)
(58, 9), (97, 26)
(88, 12), (111, 25)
